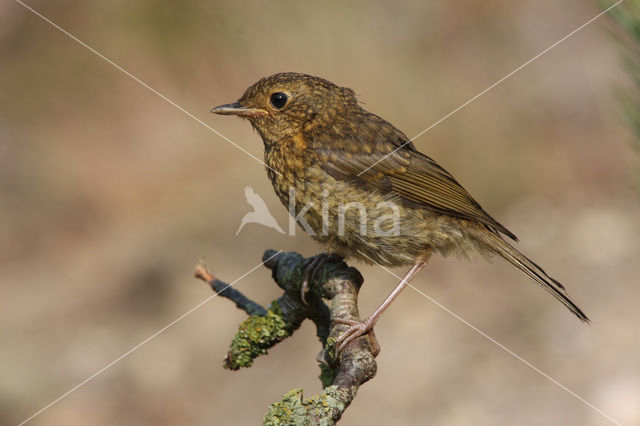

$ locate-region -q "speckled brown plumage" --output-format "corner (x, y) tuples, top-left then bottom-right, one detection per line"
(212, 72), (588, 354)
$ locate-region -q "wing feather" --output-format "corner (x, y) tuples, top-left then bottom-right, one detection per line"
(315, 137), (517, 241)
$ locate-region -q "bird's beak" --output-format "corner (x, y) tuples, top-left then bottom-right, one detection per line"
(210, 102), (268, 118)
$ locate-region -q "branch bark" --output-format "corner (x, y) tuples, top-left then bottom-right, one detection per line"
(195, 250), (378, 425)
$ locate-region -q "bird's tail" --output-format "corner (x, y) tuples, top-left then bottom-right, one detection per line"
(481, 231), (589, 322)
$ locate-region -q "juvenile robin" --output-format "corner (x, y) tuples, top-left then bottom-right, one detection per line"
(212, 72), (588, 356)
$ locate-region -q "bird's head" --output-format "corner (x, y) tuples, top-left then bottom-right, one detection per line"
(211, 72), (359, 144)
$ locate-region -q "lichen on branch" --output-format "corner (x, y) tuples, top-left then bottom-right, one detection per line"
(224, 301), (296, 370)
(195, 250), (377, 425)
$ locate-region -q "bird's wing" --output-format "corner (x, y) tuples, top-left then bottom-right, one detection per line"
(314, 136), (518, 241)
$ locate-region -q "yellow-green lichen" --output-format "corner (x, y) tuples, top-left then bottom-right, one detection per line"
(224, 301), (294, 370)
(324, 336), (337, 361)
(303, 386), (346, 421)
(263, 389), (306, 425)
(263, 386), (348, 426)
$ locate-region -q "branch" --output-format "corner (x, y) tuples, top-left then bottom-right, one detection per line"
(195, 264), (267, 316)
(195, 250), (378, 425)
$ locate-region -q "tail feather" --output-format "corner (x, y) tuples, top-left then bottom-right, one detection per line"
(484, 232), (589, 323)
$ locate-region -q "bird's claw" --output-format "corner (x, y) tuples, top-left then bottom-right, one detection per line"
(301, 255), (323, 304)
(300, 275), (310, 305)
(333, 317), (380, 358)
(301, 254), (343, 304)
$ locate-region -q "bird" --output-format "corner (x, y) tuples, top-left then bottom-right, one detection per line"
(236, 186), (285, 235)
(211, 72), (588, 356)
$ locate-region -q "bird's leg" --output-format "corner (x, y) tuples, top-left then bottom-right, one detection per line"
(333, 249), (431, 358)
(301, 253), (343, 304)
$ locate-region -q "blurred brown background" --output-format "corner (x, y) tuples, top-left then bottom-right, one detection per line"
(1, 0), (639, 425)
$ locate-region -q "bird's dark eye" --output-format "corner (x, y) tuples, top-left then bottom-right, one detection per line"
(270, 92), (288, 109)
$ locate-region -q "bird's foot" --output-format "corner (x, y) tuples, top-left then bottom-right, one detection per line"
(333, 317), (380, 359)
(301, 253), (343, 304)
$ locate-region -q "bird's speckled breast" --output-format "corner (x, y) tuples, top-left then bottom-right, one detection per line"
(264, 138), (480, 267)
